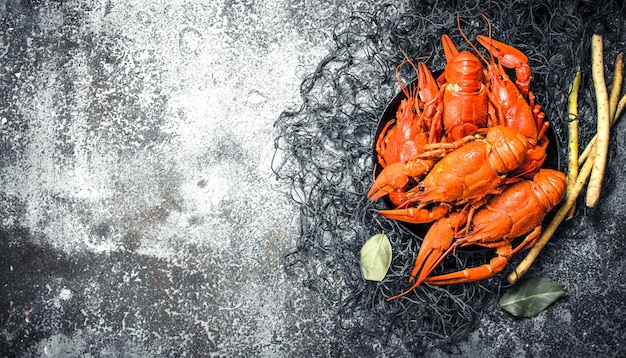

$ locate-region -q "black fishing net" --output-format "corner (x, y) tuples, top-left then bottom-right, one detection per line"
(273, 0), (625, 355)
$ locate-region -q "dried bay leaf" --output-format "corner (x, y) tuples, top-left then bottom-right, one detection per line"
(500, 277), (566, 317)
(359, 233), (392, 281)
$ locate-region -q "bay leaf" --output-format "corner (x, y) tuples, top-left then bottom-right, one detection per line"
(359, 233), (392, 281)
(500, 277), (566, 317)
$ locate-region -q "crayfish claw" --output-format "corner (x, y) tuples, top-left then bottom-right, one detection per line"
(379, 203), (450, 225)
(368, 160), (434, 201)
(424, 245), (512, 285)
(386, 216), (457, 301)
(476, 35), (531, 97)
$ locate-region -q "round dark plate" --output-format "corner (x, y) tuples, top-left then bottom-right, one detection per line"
(372, 75), (561, 240)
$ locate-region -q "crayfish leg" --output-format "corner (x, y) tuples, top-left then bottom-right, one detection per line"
(509, 226), (541, 256)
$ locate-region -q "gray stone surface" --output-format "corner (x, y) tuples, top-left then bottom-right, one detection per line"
(0, 0), (624, 357)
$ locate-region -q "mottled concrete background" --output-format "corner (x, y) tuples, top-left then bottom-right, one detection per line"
(0, 0), (624, 357)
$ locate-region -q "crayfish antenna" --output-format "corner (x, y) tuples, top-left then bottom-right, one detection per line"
(455, 13), (490, 67)
(479, 13), (495, 68)
(386, 278), (423, 301)
(396, 45), (421, 100)
(480, 13), (493, 41)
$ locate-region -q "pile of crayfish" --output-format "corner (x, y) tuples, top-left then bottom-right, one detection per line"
(367, 17), (567, 300)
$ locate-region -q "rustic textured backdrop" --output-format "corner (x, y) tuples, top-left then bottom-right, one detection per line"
(1, 0), (625, 356)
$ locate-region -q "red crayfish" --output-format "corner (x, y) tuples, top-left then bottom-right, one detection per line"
(367, 16), (566, 298)
(387, 168), (566, 300)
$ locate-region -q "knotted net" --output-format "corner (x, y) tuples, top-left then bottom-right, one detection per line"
(273, 0), (624, 354)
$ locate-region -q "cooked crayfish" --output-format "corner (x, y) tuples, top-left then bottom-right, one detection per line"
(386, 168), (566, 300)
(374, 60), (441, 206)
(368, 23), (549, 212)
(368, 16), (568, 297)
(376, 61), (440, 168)
(378, 125), (528, 223)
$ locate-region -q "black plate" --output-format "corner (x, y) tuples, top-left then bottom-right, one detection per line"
(372, 75), (561, 240)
